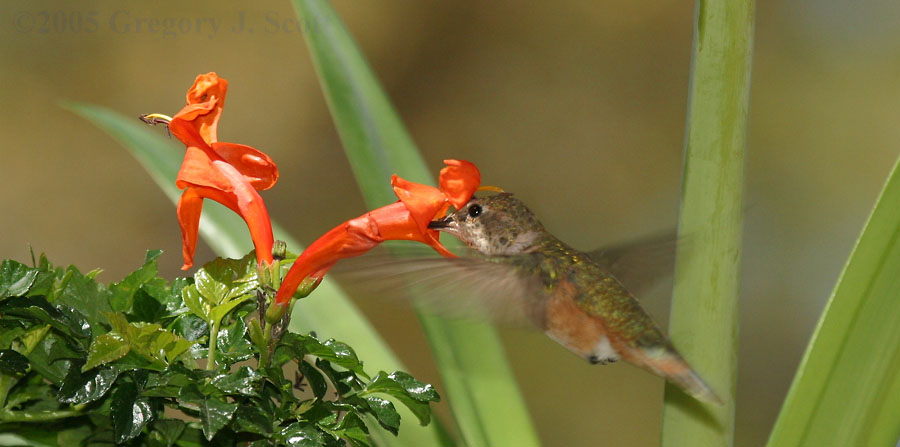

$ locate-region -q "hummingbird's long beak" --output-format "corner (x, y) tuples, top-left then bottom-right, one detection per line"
(428, 215), (458, 235)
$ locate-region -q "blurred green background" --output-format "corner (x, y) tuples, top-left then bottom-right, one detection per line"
(3, 1), (899, 445)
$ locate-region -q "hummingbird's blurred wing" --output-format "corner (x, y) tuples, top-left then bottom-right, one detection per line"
(587, 230), (678, 297)
(331, 248), (548, 327)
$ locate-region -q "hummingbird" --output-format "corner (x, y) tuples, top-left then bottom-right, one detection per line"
(419, 192), (722, 404)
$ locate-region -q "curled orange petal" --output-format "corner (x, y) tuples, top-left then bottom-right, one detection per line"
(439, 159), (481, 209)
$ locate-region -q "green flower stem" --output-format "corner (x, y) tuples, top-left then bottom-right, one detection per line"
(660, 0), (753, 446)
(207, 318), (220, 371)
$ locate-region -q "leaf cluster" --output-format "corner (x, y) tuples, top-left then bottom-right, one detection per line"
(0, 252), (439, 446)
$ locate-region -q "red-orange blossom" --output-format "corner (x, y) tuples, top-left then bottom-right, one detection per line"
(273, 160), (481, 305)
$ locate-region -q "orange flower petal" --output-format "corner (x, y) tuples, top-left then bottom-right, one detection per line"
(439, 159), (480, 209)
(211, 142), (279, 191)
(176, 188), (204, 270)
(391, 175), (449, 234)
(170, 72), (228, 145)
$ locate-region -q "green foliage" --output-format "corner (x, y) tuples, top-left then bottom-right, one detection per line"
(767, 156), (900, 446)
(660, 0), (752, 445)
(0, 253), (439, 446)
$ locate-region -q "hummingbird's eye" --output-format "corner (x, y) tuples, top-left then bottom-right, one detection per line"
(467, 204), (483, 218)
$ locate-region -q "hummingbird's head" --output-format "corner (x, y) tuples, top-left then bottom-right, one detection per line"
(429, 193), (545, 256)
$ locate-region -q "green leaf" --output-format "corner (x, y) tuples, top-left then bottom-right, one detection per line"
(659, 0), (752, 445)
(216, 318), (253, 364)
(0, 260), (39, 299)
(279, 423), (327, 447)
(364, 396), (400, 436)
(83, 333), (130, 371)
(279, 333), (367, 378)
(232, 402), (273, 436)
(52, 265), (112, 335)
(364, 372), (437, 426)
(290, 1), (537, 444)
(198, 395), (238, 441)
(298, 359), (328, 399)
(211, 366), (260, 396)
(147, 419), (185, 447)
(57, 364), (120, 404)
(111, 379), (154, 444)
(766, 161), (900, 445)
(0, 349), (28, 374)
(24, 331), (77, 384)
(109, 250), (162, 312)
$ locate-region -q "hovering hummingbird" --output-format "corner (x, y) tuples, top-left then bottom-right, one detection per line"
(417, 192), (721, 404)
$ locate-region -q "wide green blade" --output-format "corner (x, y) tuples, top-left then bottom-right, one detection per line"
(290, 1), (541, 446)
(660, 0), (753, 446)
(62, 101), (443, 446)
(767, 155), (900, 446)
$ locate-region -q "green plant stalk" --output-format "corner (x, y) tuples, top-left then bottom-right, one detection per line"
(0, 409), (82, 423)
(291, 1), (540, 445)
(766, 155), (900, 446)
(660, 0), (753, 446)
(206, 318), (220, 371)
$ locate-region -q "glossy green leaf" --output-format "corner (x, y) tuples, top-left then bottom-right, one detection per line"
(290, 1), (538, 445)
(57, 364), (119, 405)
(211, 366), (261, 396)
(233, 402), (273, 436)
(0, 260), (39, 299)
(365, 396), (401, 436)
(767, 157), (900, 445)
(659, 0), (752, 445)
(111, 379), (154, 443)
(280, 423), (327, 447)
(200, 396), (237, 440)
(83, 332), (130, 371)
(364, 371), (438, 426)
(52, 265), (112, 335)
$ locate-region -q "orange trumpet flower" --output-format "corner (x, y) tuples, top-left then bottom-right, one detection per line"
(273, 160), (480, 305)
(164, 73), (279, 270)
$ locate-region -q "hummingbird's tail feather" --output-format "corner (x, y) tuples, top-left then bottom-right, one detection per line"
(624, 347), (723, 405)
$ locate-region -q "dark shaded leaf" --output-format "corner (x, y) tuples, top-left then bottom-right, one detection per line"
(0, 349), (28, 374)
(111, 379), (154, 443)
(58, 363), (120, 404)
(233, 402), (273, 436)
(26, 331), (78, 384)
(0, 296), (91, 343)
(132, 288), (165, 323)
(299, 359), (328, 399)
(147, 419), (185, 447)
(212, 366), (261, 396)
(0, 259), (39, 298)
